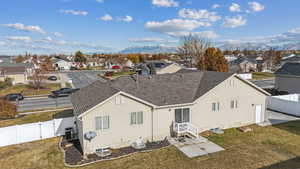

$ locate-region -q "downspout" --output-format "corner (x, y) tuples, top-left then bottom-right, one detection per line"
(151, 108), (154, 142)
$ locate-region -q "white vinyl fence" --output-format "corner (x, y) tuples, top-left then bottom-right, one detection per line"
(267, 94), (300, 117)
(0, 117), (74, 147)
(237, 73), (252, 80)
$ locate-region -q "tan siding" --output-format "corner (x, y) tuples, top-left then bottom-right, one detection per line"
(157, 64), (182, 74)
(81, 94), (152, 155)
(192, 76), (267, 131)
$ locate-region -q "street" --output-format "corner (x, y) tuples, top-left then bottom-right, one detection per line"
(17, 96), (72, 112)
(67, 71), (107, 88)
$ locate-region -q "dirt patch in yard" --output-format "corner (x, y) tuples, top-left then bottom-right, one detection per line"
(60, 137), (170, 166)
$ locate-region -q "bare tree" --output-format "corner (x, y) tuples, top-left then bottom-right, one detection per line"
(177, 34), (211, 67)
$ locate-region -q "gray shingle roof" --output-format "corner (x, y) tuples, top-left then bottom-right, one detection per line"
(71, 71), (233, 116)
(275, 63), (300, 77)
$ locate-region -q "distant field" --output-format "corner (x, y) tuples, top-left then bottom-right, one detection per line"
(252, 72), (274, 80)
(0, 121), (300, 169)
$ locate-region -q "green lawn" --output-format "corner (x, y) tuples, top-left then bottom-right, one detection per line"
(0, 121), (300, 169)
(0, 83), (61, 97)
(252, 72), (275, 80)
(0, 109), (73, 128)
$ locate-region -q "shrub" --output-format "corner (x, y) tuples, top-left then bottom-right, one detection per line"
(0, 100), (17, 119)
(0, 78), (13, 90)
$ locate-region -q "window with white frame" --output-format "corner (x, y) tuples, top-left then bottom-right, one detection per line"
(229, 79), (235, 87)
(230, 100), (238, 109)
(130, 111), (143, 125)
(115, 95), (125, 105)
(95, 116), (110, 130)
(212, 102), (220, 112)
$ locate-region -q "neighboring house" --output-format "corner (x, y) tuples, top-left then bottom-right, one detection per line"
(71, 71), (269, 155)
(53, 59), (73, 70)
(274, 63), (300, 94)
(229, 58), (257, 73)
(280, 54), (300, 66)
(145, 61), (182, 75)
(0, 66), (27, 84)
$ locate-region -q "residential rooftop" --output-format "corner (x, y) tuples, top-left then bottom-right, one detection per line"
(71, 71), (234, 116)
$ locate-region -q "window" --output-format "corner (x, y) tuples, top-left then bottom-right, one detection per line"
(115, 95), (125, 105)
(231, 100), (238, 109)
(95, 116), (110, 130)
(175, 108), (190, 123)
(130, 112), (143, 125)
(212, 102), (220, 112)
(229, 80), (235, 87)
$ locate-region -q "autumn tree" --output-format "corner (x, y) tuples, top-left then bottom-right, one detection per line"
(127, 54), (140, 63)
(178, 34), (210, 67)
(0, 100), (17, 119)
(31, 55), (46, 90)
(15, 55), (25, 63)
(197, 47), (229, 72)
(74, 51), (87, 63)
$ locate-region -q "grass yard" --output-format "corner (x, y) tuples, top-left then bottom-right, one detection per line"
(0, 83), (61, 97)
(0, 109), (73, 128)
(252, 72), (275, 80)
(0, 121), (300, 169)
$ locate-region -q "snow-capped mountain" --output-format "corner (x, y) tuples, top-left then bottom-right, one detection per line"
(120, 45), (177, 54)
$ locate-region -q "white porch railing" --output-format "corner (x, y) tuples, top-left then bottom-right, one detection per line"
(173, 122), (199, 138)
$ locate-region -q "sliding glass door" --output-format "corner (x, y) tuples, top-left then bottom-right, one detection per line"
(175, 108), (190, 123)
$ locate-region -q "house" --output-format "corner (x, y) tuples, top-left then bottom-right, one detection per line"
(145, 60), (182, 75)
(274, 63), (300, 94)
(71, 71), (269, 155)
(280, 54), (300, 66)
(0, 66), (27, 84)
(229, 57), (257, 73)
(53, 59), (73, 70)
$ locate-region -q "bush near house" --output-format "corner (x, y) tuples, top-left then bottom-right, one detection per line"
(0, 100), (17, 119)
(0, 78), (12, 90)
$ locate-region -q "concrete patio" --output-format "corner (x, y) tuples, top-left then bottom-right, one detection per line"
(258, 110), (300, 127)
(168, 136), (225, 158)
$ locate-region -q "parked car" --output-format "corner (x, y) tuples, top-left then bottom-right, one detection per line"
(50, 88), (79, 97)
(4, 93), (24, 101)
(48, 76), (58, 81)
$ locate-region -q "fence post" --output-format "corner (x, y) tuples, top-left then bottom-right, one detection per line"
(53, 119), (56, 137)
(15, 125), (18, 144)
(39, 122), (42, 139)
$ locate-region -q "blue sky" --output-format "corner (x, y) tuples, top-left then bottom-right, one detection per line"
(1, 0), (300, 55)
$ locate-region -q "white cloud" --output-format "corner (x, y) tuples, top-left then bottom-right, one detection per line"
(248, 2), (265, 12)
(96, 0), (104, 3)
(6, 36), (32, 42)
(212, 4), (220, 9)
(60, 9), (88, 16)
(223, 16), (246, 28)
(192, 31), (219, 39)
(145, 19), (211, 37)
(288, 27), (300, 34)
(120, 15), (133, 22)
(53, 32), (64, 37)
(129, 37), (166, 43)
(99, 14), (113, 21)
(178, 8), (221, 22)
(229, 3), (241, 12)
(152, 0), (179, 8)
(3, 23), (45, 34)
